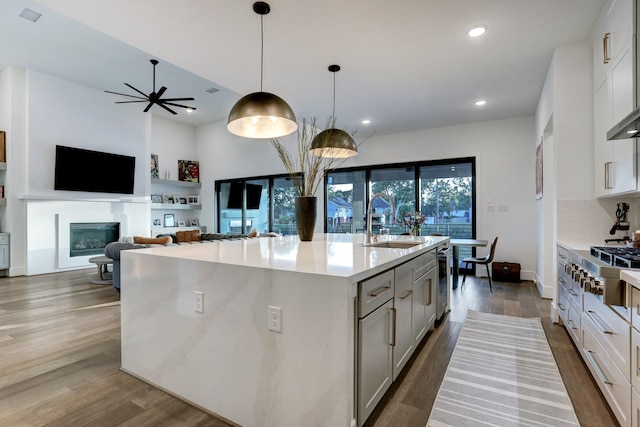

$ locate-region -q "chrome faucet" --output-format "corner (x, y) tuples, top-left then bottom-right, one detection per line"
(366, 193), (396, 244)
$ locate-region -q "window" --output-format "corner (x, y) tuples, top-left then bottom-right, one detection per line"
(272, 177), (298, 236)
(326, 171), (366, 233)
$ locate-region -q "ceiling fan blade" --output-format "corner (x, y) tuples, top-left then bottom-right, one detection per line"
(163, 102), (197, 110)
(115, 100), (148, 104)
(104, 90), (148, 100)
(157, 103), (178, 115)
(143, 102), (154, 113)
(161, 97), (195, 102)
(156, 86), (167, 98)
(125, 83), (150, 98)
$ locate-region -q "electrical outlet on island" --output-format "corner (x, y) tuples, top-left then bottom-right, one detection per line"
(268, 305), (282, 333)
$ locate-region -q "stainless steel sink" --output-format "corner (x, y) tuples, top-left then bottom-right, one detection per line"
(362, 241), (422, 249)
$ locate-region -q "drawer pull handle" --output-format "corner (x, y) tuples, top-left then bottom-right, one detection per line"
(603, 32), (610, 64)
(390, 308), (397, 347)
(568, 319), (578, 330)
(427, 278), (432, 306)
(569, 289), (578, 297)
(585, 350), (613, 385)
(398, 290), (413, 300)
(368, 285), (391, 298)
(586, 310), (614, 334)
(558, 303), (565, 311)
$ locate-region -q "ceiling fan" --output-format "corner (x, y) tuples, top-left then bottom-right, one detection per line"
(105, 59), (196, 115)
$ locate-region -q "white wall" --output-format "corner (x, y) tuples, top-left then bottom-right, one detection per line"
(196, 116), (538, 280)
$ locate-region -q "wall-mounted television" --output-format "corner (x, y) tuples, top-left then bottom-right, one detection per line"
(54, 145), (136, 195)
(227, 182), (262, 210)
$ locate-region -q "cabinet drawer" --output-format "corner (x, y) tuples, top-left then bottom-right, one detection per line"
(359, 270), (394, 318)
(581, 324), (631, 427)
(631, 286), (640, 331)
(414, 250), (436, 279)
(566, 301), (581, 348)
(633, 328), (640, 393)
(583, 297), (631, 381)
(633, 386), (640, 427)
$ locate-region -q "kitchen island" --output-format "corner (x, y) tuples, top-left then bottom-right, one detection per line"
(120, 233), (448, 427)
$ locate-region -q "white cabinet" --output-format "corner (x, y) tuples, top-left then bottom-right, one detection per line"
(357, 270), (394, 426)
(0, 233), (9, 270)
(393, 261), (415, 380)
(592, 0), (636, 197)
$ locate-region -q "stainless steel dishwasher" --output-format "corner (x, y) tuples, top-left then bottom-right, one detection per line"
(437, 246), (451, 320)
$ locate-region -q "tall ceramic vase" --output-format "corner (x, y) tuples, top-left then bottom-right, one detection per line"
(295, 196), (317, 241)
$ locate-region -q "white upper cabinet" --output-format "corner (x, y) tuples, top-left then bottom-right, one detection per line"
(592, 0), (636, 197)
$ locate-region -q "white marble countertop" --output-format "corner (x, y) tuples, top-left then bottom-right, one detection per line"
(621, 270), (640, 289)
(130, 233), (448, 281)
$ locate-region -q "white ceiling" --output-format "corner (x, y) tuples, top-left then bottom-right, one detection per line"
(2, 0), (607, 135)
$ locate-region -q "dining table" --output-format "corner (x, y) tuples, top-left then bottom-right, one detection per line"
(449, 238), (489, 289)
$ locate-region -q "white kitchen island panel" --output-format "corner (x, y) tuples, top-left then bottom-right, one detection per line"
(121, 250), (355, 426)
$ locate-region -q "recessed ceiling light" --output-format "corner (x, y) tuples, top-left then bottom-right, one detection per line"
(361, 119), (371, 125)
(474, 100), (487, 106)
(19, 8), (42, 23)
(186, 108), (194, 113)
(467, 25), (487, 38)
(627, 129), (638, 134)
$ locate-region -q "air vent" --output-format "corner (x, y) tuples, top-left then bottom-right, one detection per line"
(19, 8), (42, 23)
(205, 87), (220, 94)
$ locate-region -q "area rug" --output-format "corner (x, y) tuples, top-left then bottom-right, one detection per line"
(427, 311), (579, 427)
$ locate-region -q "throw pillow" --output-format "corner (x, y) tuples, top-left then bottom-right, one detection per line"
(133, 235), (172, 245)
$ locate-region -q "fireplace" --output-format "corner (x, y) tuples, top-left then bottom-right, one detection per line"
(69, 222), (120, 257)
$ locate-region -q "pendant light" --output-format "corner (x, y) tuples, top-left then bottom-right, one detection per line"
(309, 65), (358, 158)
(227, 2), (297, 139)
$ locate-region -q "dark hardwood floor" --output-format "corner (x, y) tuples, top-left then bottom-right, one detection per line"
(0, 270), (617, 426)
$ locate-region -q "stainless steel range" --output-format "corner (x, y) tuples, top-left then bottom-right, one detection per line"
(559, 246), (630, 320)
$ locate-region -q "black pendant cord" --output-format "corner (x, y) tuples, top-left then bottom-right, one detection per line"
(332, 70), (336, 123)
(260, 14), (264, 92)
(151, 59), (158, 93)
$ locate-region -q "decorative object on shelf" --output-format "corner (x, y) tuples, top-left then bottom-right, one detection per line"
(163, 194), (175, 204)
(227, 2), (297, 139)
(178, 160), (199, 183)
(164, 213), (175, 227)
(310, 65), (358, 158)
(173, 195), (180, 204)
(0, 131), (5, 162)
(151, 154), (159, 179)
(105, 59), (196, 115)
(153, 218), (161, 226)
(190, 218), (199, 226)
(188, 195), (200, 204)
(179, 197), (188, 204)
(270, 118), (349, 241)
(165, 169), (171, 180)
(398, 211), (426, 236)
(0, 186), (4, 198)
(177, 220), (186, 227)
(151, 194), (162, 203)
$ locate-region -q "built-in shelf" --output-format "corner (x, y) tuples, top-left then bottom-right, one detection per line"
(151, 178), (201, 189)
(151, 203), (201, 210)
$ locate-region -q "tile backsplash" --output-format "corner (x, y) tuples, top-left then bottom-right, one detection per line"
(558, 198), (640, 246)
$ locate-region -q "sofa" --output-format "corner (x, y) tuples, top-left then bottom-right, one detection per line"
(104, 232), (276, 293)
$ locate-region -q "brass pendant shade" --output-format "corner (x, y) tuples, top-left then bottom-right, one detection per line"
(227, 2), (297, 139)
(310, 64), (358, 158)
(309, 128), (358, 158)
(227, 91), (297, 139)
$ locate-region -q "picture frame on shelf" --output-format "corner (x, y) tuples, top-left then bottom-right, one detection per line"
(164, 214), (175, 227)
(153, 218), (161, 226)
(163, 194), (174, 204)
(151, 194), (162, 203)
(151, 153), (159, 179)
(177, 220), (186, 227)
(188, 195), (200, 204)
(178, 160), (199, 183)
(179, 197), (188, 204)
(190, 219), (199, 226)
(173, 195), (181, 204)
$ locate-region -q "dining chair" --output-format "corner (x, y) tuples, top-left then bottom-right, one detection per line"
(461, 236), (498, 292)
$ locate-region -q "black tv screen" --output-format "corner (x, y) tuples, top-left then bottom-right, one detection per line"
(54, 145), (136, 194)
(226, 182), (262, 209)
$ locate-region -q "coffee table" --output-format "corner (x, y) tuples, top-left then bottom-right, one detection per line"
(88, 255), (113, 285)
